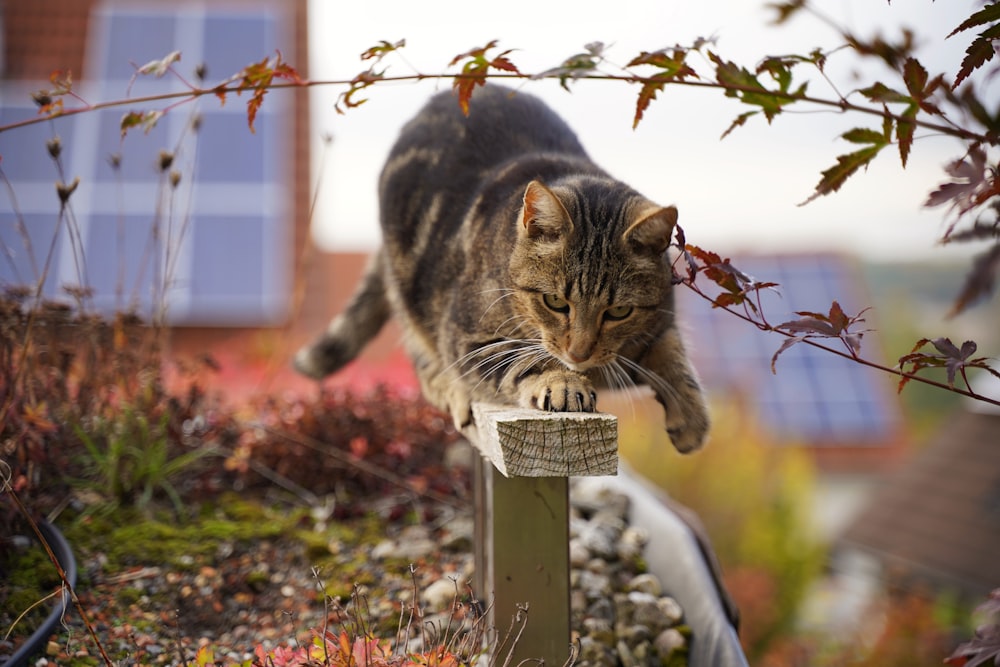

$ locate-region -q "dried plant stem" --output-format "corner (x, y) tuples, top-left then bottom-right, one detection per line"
(1, 482), (114, 667)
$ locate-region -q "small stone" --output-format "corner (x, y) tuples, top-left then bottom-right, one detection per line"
(582, 617), (615, 643)
(586, 557), (610, 574)
(577, 636), (618, 667)
(441, 516), (474, 552)
(585, 597), (615, 624)
(614, 592), (633, 625)
(577, 569), (612, 599)
(577, 514), (624, 560)
(371, 539), (397, 560)
(629, 591), (666, 631)
(569, 538), (590, 567)
(571, 588), (588, 616)
(631, 640), (652, 663)
(656, 596), (684, 625)
(421, 578), (458, 612)
(617, 526), (648, 563)
(396, 525), (436, 561)
(621, 624), (652, 644)
(616, 639), (637, 667)
(572, 483), (630, 520)
(653, 628), (687, 657)
(626, 573), (662, 597)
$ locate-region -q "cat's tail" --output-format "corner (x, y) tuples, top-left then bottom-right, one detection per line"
(293, 250), (390, 379)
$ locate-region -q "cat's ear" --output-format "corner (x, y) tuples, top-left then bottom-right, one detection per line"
(519, 180), (573, 241)
(623, 205), (677, 255)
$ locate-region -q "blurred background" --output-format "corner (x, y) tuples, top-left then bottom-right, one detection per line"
(1, 1), (998, 664)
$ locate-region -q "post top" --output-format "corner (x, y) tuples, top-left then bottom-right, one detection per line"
(464, 403), (618, 477)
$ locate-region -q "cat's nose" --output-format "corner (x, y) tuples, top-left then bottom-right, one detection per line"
(566, 333), (596, 365)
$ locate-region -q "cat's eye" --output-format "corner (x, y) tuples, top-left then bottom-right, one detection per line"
(543, 293), (570, 313)
(604, 305), (633, 321)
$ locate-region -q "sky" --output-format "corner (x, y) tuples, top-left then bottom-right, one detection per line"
(306, 0), (982, 262)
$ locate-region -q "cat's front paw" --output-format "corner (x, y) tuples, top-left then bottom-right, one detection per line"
(519, 370), (597, 412)
(658, 387), (710, 454)
(665, 410), (709, 454)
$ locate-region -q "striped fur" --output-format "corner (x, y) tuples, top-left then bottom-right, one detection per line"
(295, 85), (708, 453)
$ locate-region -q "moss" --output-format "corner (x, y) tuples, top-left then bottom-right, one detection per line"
(63, 494), (306, 571)
(244, 569), (271, 590)
(0, 538), (62, 635)
(3, 541), (59, 590)
(116, 586), (145, 606)
(58, 656), (101, 667)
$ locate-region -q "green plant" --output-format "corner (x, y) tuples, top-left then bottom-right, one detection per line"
(73, 406), (216, 516)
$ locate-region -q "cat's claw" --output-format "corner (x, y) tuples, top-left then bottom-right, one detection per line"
(521, 371), (597, 413)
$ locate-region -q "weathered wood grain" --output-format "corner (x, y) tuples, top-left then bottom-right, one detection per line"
(467, 403), (618, 477)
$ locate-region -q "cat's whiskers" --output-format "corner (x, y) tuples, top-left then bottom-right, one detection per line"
(449, 338), (547, 383)
(463, 345), (534, 380)
(615, 355), (682, 405)
(463, 341), (554, 397)
(449, 339), (528, 376)
(478, 288), (518, 322)
(491, 314), (531, 339)
(493, 345), (556, 397)
(597, 359), (641, 420)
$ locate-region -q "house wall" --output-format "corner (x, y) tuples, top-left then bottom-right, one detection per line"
(1, 0), (362, 392)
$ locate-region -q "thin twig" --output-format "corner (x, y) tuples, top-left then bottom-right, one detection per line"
(1, 478), (114, 666)
(683, 280), (1000, 407)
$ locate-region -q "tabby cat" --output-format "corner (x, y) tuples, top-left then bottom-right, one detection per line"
(295, 85), (709, 453)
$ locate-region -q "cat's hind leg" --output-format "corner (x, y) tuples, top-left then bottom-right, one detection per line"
(294, 251), (390, 379)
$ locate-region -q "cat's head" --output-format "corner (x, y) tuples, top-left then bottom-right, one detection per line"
(507, 178), (678, 371)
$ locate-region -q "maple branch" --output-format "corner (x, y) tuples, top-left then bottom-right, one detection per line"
(682, 279), (1000, 408)
(2, 71), (991, 147)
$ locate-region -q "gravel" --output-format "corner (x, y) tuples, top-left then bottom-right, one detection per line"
(11, 469), (687, 667)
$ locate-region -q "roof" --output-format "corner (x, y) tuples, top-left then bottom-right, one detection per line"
(840, 408), (1000, 598)
(676, 253), (909, 467)
(2, 0), (97, 80)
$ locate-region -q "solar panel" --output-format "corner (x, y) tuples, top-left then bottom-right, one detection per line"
(0, 3), (292, 325)
(677, 254), (901, 444)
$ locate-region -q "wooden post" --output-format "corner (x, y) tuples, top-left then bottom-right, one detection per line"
(465, 404), (618, 666)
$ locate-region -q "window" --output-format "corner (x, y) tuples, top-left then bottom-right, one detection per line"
(0, 3), (293, 325)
